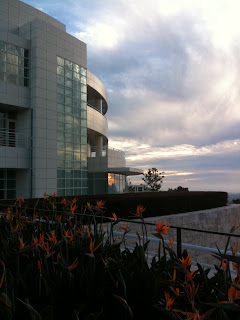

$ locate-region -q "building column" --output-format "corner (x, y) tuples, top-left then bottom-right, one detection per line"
(97, 99), (102, 114)
(96, 135), (103, 157)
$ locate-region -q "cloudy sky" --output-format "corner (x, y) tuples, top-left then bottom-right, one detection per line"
(24, 0), (240, 192)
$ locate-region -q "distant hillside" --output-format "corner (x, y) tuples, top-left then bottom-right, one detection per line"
(228, 193), (240, 204)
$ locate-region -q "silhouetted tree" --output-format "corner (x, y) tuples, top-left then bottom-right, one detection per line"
(142, 168), (164, 191)
(168, 186), (189, 192)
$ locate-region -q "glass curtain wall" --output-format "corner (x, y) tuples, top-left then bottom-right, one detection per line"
(108, 173), (126, 194)
(0, 41), (29, 87)
(0, 169), (16, 200)
(56, 57), (87, 196)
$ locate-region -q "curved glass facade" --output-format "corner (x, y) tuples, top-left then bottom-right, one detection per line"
(56, 57), (87, 196)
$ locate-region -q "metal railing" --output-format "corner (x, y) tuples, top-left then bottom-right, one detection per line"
(88, 145), (108, 158)
(108, 146), (125, 155)
(87, 145), (125, 158)
(0, 202), (238, 271)
(0, 130), (31, 148)
(115, 218), (240, 259)
(87, 103), (107, 119)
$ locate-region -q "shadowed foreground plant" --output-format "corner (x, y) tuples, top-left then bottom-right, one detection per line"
(0, 195), (240, 319)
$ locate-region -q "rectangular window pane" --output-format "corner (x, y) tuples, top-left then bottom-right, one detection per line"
(65, 78), (72, 88)
(24, 69), (29, 78)
(81, 67), (87, 76)
(81, 93), (87, 102)
(73, 72), (80, 81)
(65, 60), (72, 70)
(81, 111), (87, 119)
(57, 103), (64, 113)
(57, 122), (64, 131)
(81, 127), (87, 136)
(0, 52), (6, 62)
(7, 44), (18, 55)
(57, 94), (64, 104)
(57, 131), (64, 141)
(57, 169), (65, 178)
(65, 96), (72, 106)
(18, 47), (24, 56)
(65, 105), (72, 114)
(65, 133), (73, 142)
(81, 75), (87, 84)
(57, 141), (64, 150)
(57, 74), (64, 85)
(66, 170), (73, 178)
(74, 170), (81, 178)
(57, 56), (64, 66)
(73, 64), (80, 73)
(7, 190), (16, 199)
(57, 179), (65, 188)
(74, 179), (81, 188)
(81, 102), (87, 110)
(66, 142), (73, 151)
(65, 123), (73, 131)
(73, 81), (80, 91)
(7, 180), (16, 189)
(6, 64), (18, 75)
(7, 53), (18, 65)
(81, 84), (87, 93)
(73, 161), (81, 169)
(19, 67), (24, 76)
(73, 91), (80, 100)
(57, 113), (64, 122)
(57, 65), (64, 76)
(65, 69), (72, 79)
(18, 56), (24, 67)
(66, 188), (73, 196)
(65, 87), (72, 96)
(57, 84), (64, 94)
(73, 135), (80, 144)
(73, 99), (80, 108)
(24, 50), (29, 58)
(65, 115), (73, 124)
(24, 58), (29, 68)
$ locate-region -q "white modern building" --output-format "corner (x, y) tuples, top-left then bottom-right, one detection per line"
(0, 0), (142, 199)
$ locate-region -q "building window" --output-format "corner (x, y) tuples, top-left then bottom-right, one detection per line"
(57, 57), (87, 196)
(108, 173), (126, 194)
(0, 169), (16, 200)
(0, 41), (29, 87)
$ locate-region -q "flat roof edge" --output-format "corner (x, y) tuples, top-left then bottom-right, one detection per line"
(108, 167), (143, 176)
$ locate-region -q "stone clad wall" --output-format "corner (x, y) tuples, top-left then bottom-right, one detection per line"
(116, 204), (240, 266)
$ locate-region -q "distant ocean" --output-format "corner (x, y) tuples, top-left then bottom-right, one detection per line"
(228, 193), (240, 204)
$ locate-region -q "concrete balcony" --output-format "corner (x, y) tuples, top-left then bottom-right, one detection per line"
(0, 130), (31, 168)
(87, 105), (108, 139)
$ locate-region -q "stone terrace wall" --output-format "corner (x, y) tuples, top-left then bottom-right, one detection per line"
(116, 204), (240, 266)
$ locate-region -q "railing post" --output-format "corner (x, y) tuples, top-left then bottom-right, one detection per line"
(177, 227), (182, 258)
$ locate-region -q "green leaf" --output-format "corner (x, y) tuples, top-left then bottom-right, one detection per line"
(205, 302), (240, 312)
(17, 298), (42, 320)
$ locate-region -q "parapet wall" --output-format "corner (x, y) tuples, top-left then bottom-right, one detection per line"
(117, 204), (240, 266)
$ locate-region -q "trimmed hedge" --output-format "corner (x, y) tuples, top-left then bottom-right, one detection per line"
(0, 191), (228, 219)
